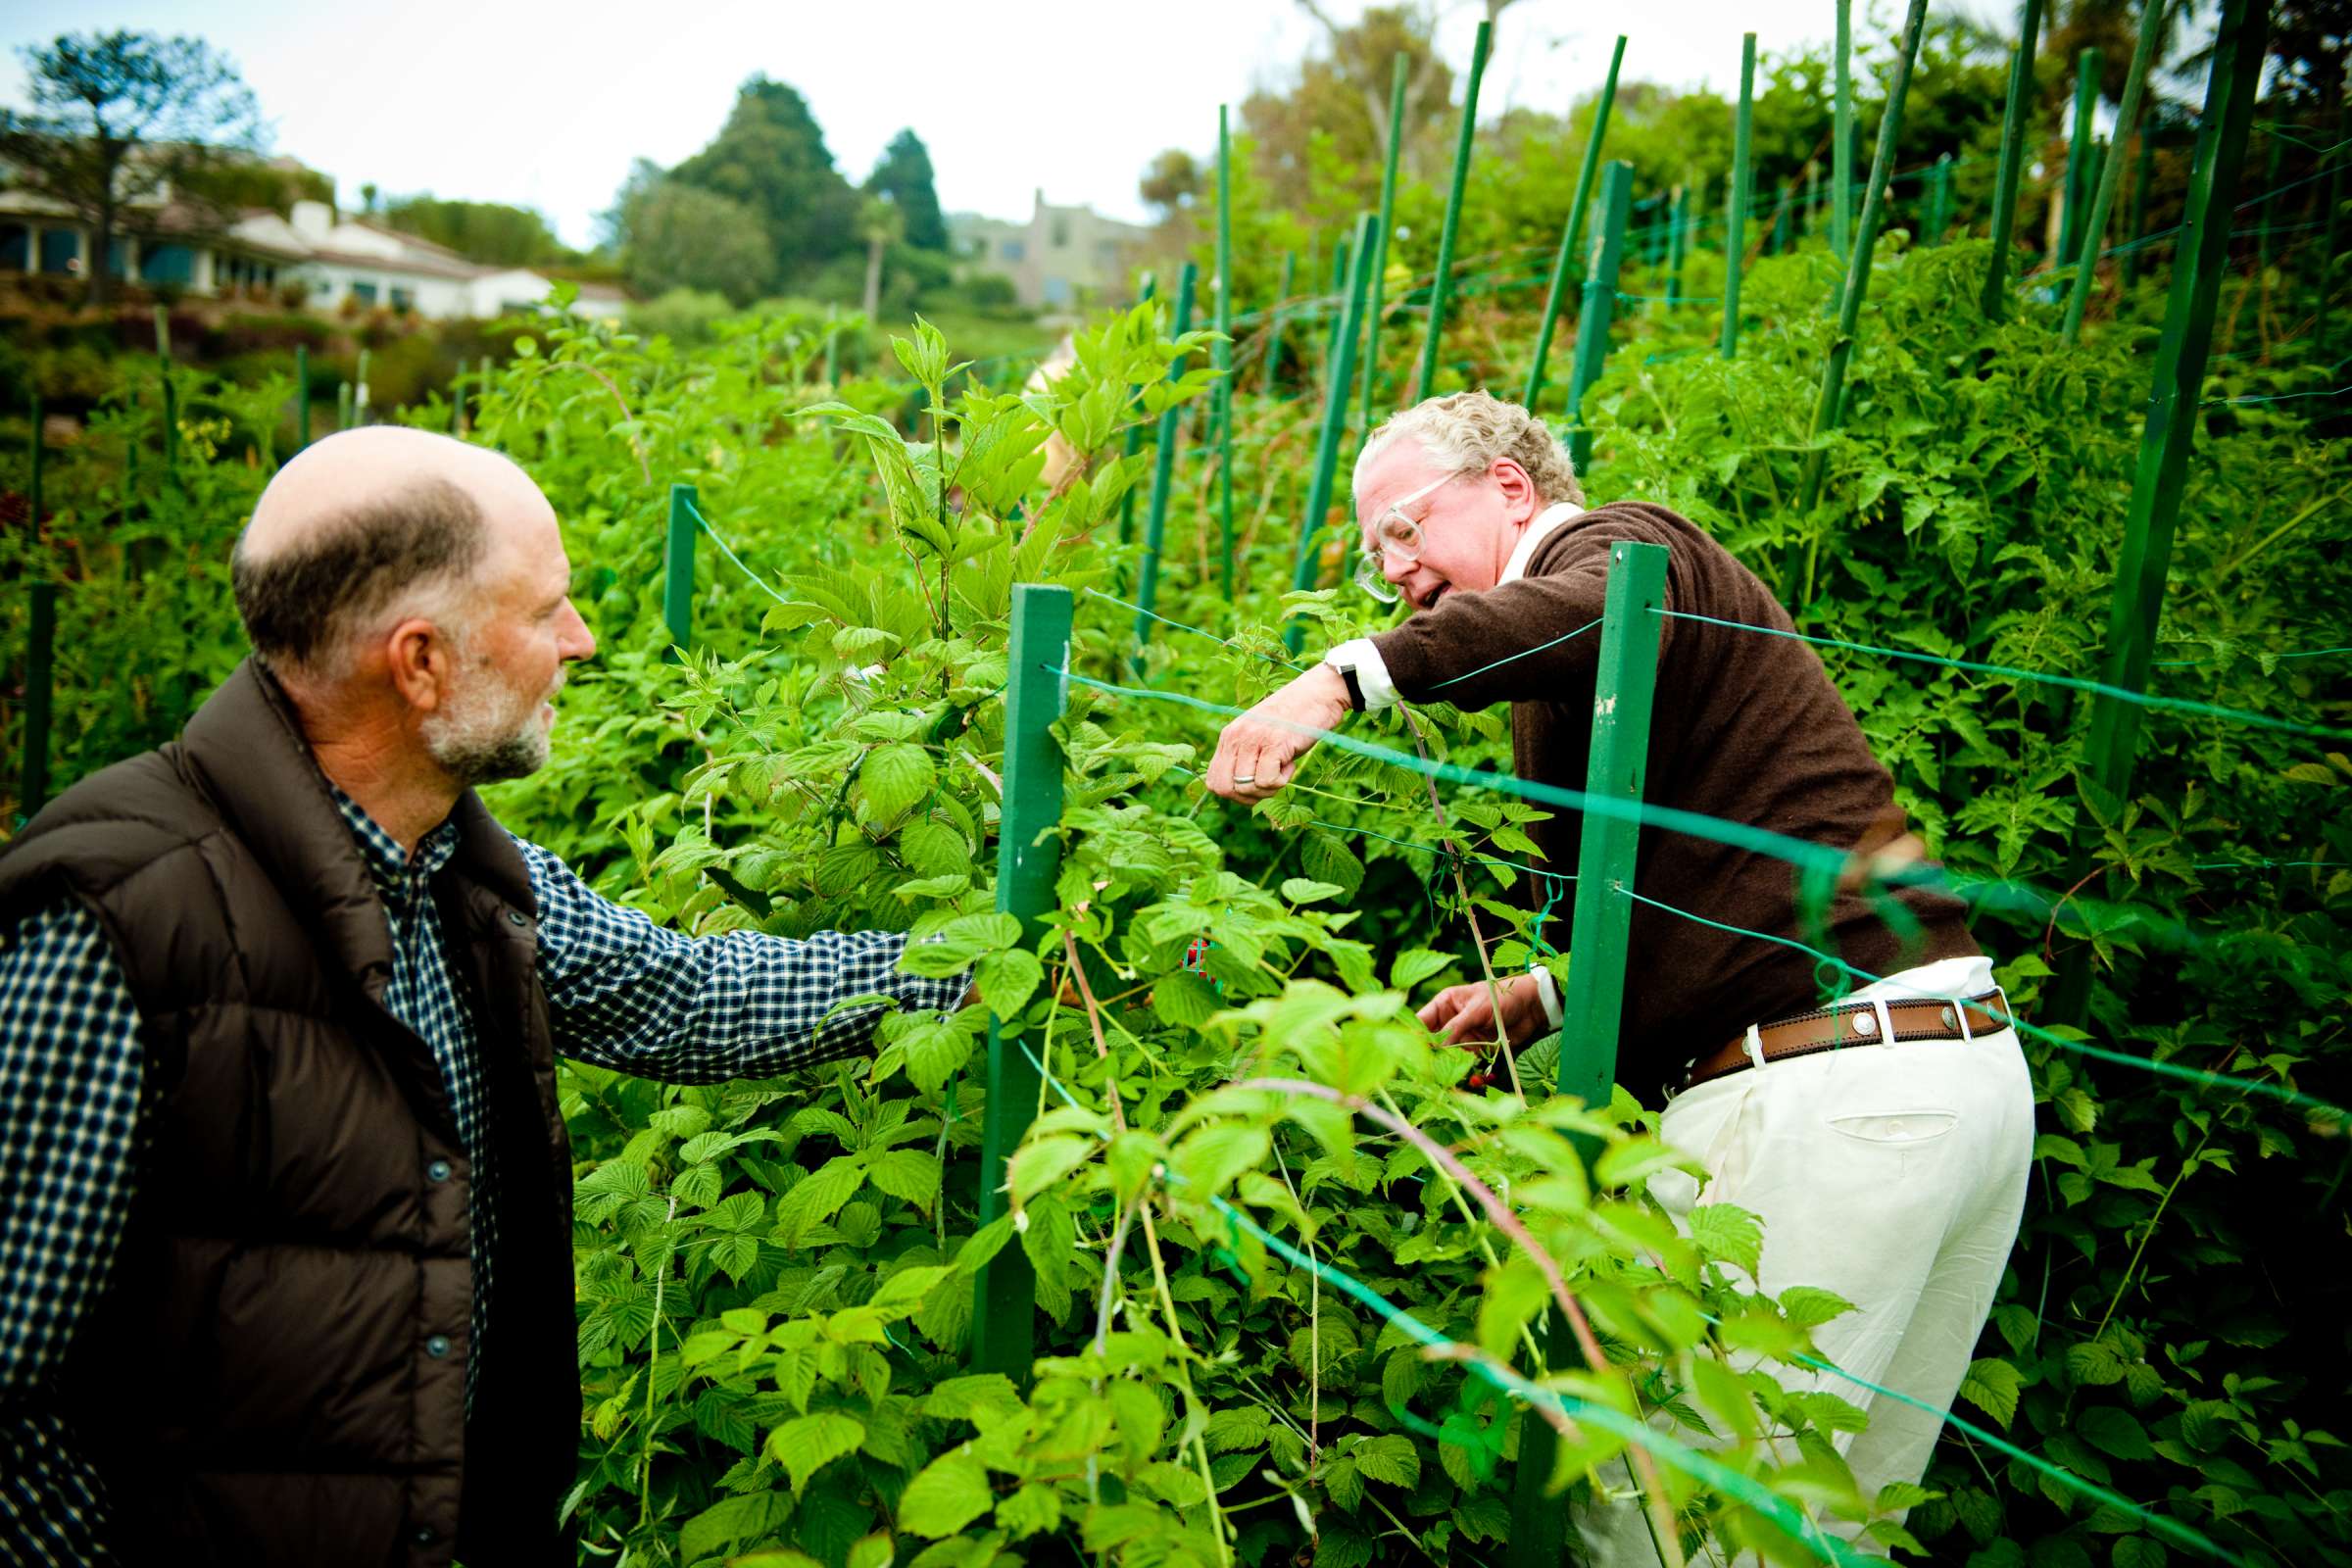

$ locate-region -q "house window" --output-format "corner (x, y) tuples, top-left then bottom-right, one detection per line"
(1050, 217), (1071, 248)
(106, 238), (131, 277)
(352, 279), (379, 305)
(1001, 239), (1024, 262)
(39, 229), (78, 273)
(141, 244), (194, 285)
(1042, 274), (1071, 306)
(390, 286), (416, 313)
(0, 224), (26, 271)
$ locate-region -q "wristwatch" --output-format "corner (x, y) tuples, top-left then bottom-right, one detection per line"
(1331, 662), (1365, 711)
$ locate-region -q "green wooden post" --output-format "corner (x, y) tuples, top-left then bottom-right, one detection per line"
(2055, 0), (2265, 1023)
(1523, 36), (1627, 407)
(1262, 251), (1298, 393)
(19, 581), (55, 820)
(1215, 107), (1239, 600)
(1413, 18), (1494, 401)
(663, 482), (697, 660)
(2121, 129), (2158, 288)
(25, 389), (41, 531)
(1358, 56), (1408, 420)
(971, 582), (1074, 1379)
(1286, 212), (1381, 654)
(294, 344), (310, 451)
(2065, 0), (2168, 340)
(1507, 539), (1668, 1564)
(1134, 263), (1199, 663)
(1115, 272), (1159, 546)
(1564, 162), (1635, 474)
(1833, 0), (1855, 261)
(1982, 0), (2047, 318)
(1722, 34), (1758, 360)
(2061, 48), (2104, 267)
(1796, 0), (1933, 602)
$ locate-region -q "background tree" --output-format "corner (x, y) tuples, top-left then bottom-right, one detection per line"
(669, 75), (858, 289)
(1244, 5), (1456, 210)
(0, 29), (264, 305)
(864, 129), (947, 251)
(612, 162), (775, 305)
(1138, 148), (1204, 219)
(382, 195), (574, 266)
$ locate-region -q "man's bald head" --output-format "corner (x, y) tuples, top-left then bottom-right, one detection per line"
(233, 428), (554, 682)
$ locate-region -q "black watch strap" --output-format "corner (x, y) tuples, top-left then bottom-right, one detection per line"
(1334, 662), (1365, 711)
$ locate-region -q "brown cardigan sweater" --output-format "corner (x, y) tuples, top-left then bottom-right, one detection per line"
(1367, 500), (1977, 1099)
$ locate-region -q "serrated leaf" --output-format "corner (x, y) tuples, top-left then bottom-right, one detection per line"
(1957, 1356), (2024, 1429)
(976, 948), (1043, 1018)
(1351, 1433), (1419, 1488)
(764, 1411), (865, 1495)
(1390, 949), (1456, 989)
(865, 1149), (944, 1207)
(1689, 1203), (1764, 1278)
(923, 1374), (1027, 1427)
(2078, 1404), (2154, 1461)
(1280, 877), (1345, 905)
(897, 1447), (994, 1538)
(862, 743), (936, 822)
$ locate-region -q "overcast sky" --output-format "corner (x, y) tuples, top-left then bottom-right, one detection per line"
(5, 0), (2011, 249)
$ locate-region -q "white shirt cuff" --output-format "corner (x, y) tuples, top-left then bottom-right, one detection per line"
(1324, 639), (1399, 711)
(1531, 966), (1562, 1028)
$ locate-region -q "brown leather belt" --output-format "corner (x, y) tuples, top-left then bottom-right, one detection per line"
(1681, 988), (2012, 1092)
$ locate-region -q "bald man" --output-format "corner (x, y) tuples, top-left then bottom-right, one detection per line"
(0, 430), (968, 1568)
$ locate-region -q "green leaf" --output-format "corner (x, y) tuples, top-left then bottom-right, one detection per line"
(1205, 1405), (1270, 1452)
(679, 1491), (794, 1561)
(1957, 1357), (2025, 1429)
(1688, 1203), (1764, 1278)
(2078, 1404), (2155, 1461)
(1780, 1286), (1857, 1329)
(2112, 1537), (2170, 1568)
(764, 1410), (866, 1495)
(975, 948), (1044, 1018)
(923, 1374), (1027, 1427)
(866, 1149), (944, 1206)
(1280, 877), (1345, 905)
(1008, 1133), (1096, 1203)
(862, 743), (936, 822)
(1151, 972), (1221, 1030)
(996, 1484), (1061, 1540)
(1174, 1123), (1270, 1197)
(897, 1446), (995, 1538)
(1351, 1433), (1420, 1488)
(1390, 949), (1456, 989)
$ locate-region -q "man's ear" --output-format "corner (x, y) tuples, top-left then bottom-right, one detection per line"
(1493, 457), (1540, 522)
(383, 617), (459, 713)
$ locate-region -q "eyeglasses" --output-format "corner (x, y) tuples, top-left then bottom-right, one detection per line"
(1351, 472), (1455, 603)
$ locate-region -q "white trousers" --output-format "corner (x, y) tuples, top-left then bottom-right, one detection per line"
(1580, 969), (2036, 1564)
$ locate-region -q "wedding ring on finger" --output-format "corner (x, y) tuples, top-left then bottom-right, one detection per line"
(1234, 773), (1256, 786)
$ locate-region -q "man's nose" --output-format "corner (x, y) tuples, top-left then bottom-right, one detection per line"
(558, 599), (597, 662)
(1383, 552), (1413, 585)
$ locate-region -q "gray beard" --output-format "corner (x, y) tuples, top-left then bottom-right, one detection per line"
(421, 665), (557, 786)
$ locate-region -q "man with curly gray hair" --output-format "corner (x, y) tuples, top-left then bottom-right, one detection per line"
(1206, 389), (2032, 1560)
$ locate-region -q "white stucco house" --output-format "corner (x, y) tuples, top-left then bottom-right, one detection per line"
(0, 182), (625, 320)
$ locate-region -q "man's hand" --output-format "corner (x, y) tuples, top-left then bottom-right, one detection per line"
(1206, 664), (1351, 804)
(1419, 972), (1552, 1050)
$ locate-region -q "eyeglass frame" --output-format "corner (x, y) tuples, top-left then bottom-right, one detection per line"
(1351, 471), (1459, 603)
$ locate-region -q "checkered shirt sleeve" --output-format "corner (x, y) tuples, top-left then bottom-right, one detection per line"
(1, 900), (141, 1566)
(516, 838), (969, 1081)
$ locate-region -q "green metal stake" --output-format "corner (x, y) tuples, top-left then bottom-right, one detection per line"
(1771, 180), (1793, 255)
(1722, 34), (1757, 360)
(25, 389), (41, 532)
(18, 581), (55, 821)
(663, 482), (697, 661)
(1115, 272), (1159, 547)
(295, 344), (310, 452)
(1214, 106), (1239, 600)
(2061, 48), (2104, 267)
(2064, 0), (2168, 341)
(2056, 0), (2266, 1023)
(1927, 153), (1953, 243)
(971, 582), (1073, 1380)
(1507, 539), (1668, 1563)
(1317, 233), (1352, 397)
(2121, 128), (2157, 288)
(1981, 0), (2047, 318)
(1286, 212), (1380, 655)
(1663, 183), (1690, 312)
(1413, 18), (1494, 401)
(1804, 162), (1821, 240)
(1796, 0), (1934, 600)
(1523, 35), (1628, 407)
(1262, 251), (1298, 393)
(822, 314), (840, 386)
(1565, 162), (1635, 474)
(1133, 262), (1199, 664)
(1833, 0), (1855, 261)
(1358, 56), (1408, 420)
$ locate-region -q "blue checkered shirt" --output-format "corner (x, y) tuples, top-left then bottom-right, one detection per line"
(0, 789), (963, 1565)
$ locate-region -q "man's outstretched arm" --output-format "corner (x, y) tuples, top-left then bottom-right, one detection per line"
(520, 840), (969, 1082)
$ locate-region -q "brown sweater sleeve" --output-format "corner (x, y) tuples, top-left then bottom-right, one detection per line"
(1366, 507), (1678, 710)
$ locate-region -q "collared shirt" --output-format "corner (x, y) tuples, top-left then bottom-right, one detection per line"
(1325, 500), (1585, 711)
(0, 793), (964, 1565)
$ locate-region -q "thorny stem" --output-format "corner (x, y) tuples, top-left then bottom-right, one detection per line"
(1396, 707), (1527, 1098)
(640, 1193), (680, 1527)
(1235, 1077), (1687, 1568)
